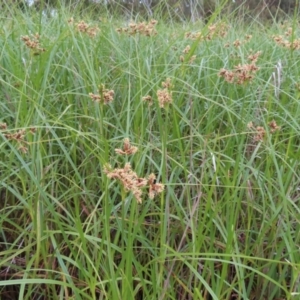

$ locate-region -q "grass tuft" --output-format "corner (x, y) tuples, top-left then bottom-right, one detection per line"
(0, 3), (300, 299)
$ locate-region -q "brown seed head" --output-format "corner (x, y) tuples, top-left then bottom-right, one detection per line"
(142, 95), (153, 105)
(0, 123), (7, 130)
(268, 120), (280, 133)
(157, 89), (172, 108)
(183, 45), (191, 54)
(115, 138), (138, 155)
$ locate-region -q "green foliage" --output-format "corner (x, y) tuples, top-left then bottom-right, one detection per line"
(1, 0), (299, 21)
(0, 3), (300, 299)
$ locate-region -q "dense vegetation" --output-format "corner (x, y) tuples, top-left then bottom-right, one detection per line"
(1, 0), (299, 22)
(0, 2), (300, 299)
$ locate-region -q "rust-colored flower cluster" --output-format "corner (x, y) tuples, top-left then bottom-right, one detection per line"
(143, 78), (173, 108)
(245, 34), (252, 41)
(157, 78), (173, 108)
(179, 45), (196, 63)
(104, 138), (164, 203)
(21, 34), (45, 54)
(73, 20), (99, 38)
(273, 33), (300, 50)
(224, 35), (251, 48)
(89, 84), (114, 105)
(147, 173), (164, 200)
(1, 123), (36, 154)
(247, 50), (262, 63)
(247, 120), (280, 142)
(142, 95), (153, 106)
(104, 163), (146, 203)
(233, 39), (242, 47)
(218, 51), (261, 84)
(185, 31), (202, 40)
(116, 19), (158, 37)
(207, 22), (229, 39)
(284, 27), (293, 37)
(185, 22), (229, 41)
(115, 138), (138, 155)
(268, 120), (281, 133)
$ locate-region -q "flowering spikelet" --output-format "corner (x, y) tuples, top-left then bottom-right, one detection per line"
(1, 124), (37, 154)
(0, 123), (7, 130)
(233, 39), (242, 47)
(104, 163), (147, 203)
(74, 20), (99, 38)
(185, 31), (202, 40)
(89, 84), (114, 104)
(104, 163), (164, 203)
(21, 33), (46, 54)
(183, 45), (191, 54)
(147, 173), (164, 199)
(245, 34), (252, 41)
(115, 138), (138, 155)
(253, 126), (266, 142)
(180, 45), (196, 63)
(218, 51), (261, 85)
(218, 69), (235, 83)
(247, 120), (280, 143)
(273, 34), (300, 50)
(77, 20), (89, 32)
(247, 51), (262, 64)
(157, 89), (172, 108)
(104, 137), (164, 203)
(161, 78), (173, 89)
(89, 93), (101, 102)
(86, 26), (99, 38)
(116, 19), (158, 37)
(268, 120), (281, 133)
(157, 78), (173, 108)
(142, 95), (153, 106)
(185, 22), (229, 41)
(4, 129), (26, 142)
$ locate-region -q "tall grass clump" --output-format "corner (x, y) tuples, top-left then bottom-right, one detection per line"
(0, 2), (300, 299)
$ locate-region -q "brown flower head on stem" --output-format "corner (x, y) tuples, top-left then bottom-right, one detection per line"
(245, 34), (252, 41)
(2, 126), (37, 154)
(0, 123), (7, 130)
(89, 93), (101, 102)
(76, 20), (99, 37)
(268, 120), (281, 133)
(183, 45), (191, 54)
(147, 173), (164, 199)
(18, 145), (28, 154)
(142, 95), (153, 106)
(21, 34), (46, 53)
(253, 126), (266, 142)
(157, 89), (172, 108)
(89, 84), (114, 105)
(115, 138), (138, 156)
(248, 51), (262, 63)
(161, 78), (173, 89)
(233, 39), (242, 47)
(104, 163), (147, 203)
(117, 19), (158, 37)
(76, 20), (89, 32)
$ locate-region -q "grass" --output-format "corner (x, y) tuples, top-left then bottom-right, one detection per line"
(0, 3), (300, 300)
